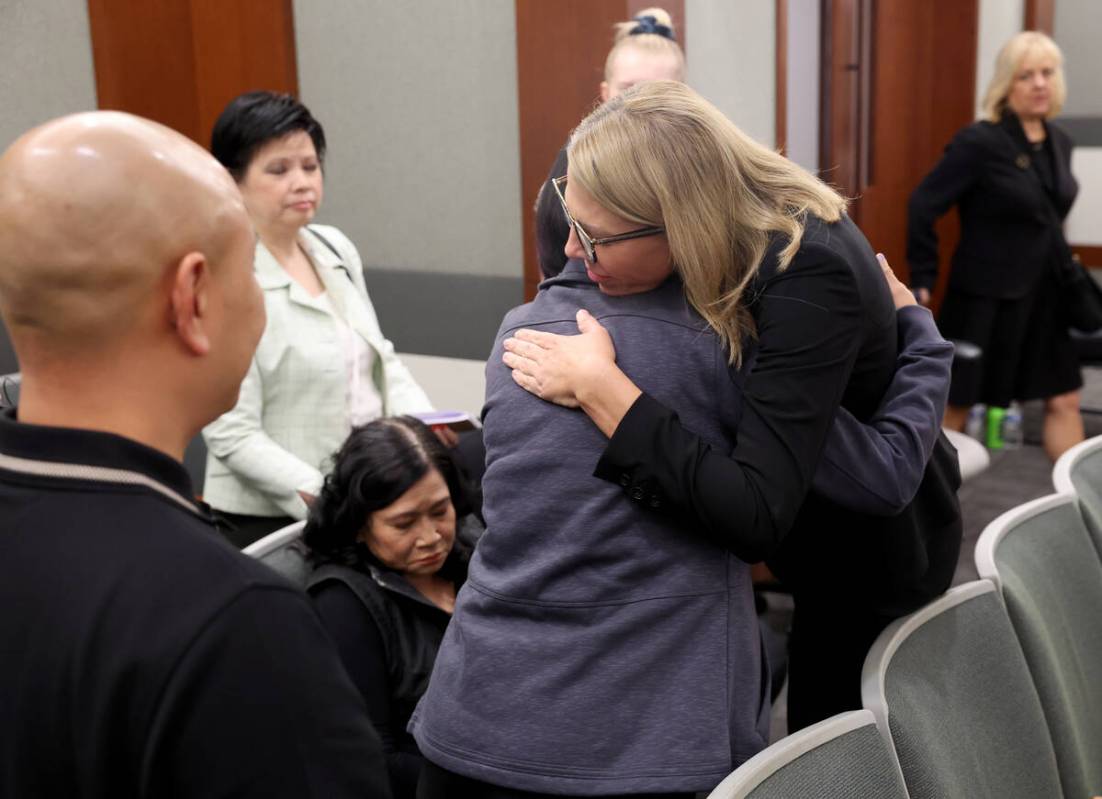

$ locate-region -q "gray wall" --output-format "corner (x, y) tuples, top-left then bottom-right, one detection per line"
(976, 0), (1024, 117)
(785, 0), (820, 173)
(0, 0), (97, 150)
(0, 0), (98, 373)
(293, 0), (523, 359)
(686, 0), (776, 148)
(1055, 1), (1102, 117)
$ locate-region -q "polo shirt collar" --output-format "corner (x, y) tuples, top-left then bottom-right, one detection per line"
(0, 408), (205, 517)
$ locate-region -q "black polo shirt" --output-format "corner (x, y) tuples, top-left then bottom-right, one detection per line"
(0, 410), (391, 798)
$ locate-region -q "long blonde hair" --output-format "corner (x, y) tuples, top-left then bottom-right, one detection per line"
(604, 8), (686, 83)
(981, 31), (1066, 122)
(568, 81), (846, 364)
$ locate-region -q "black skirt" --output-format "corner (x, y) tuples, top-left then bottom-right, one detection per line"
(938, 271), (1081, 407)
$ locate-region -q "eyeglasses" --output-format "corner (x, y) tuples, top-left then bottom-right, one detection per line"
(551, 176), (665, 264)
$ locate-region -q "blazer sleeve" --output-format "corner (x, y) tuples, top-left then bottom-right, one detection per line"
(906, 125), (988, 291)
(339, 234), (434, 416)
(594, 248), (864, 563)
(202, 358), (323, 518)
(811, 305), (953, 514)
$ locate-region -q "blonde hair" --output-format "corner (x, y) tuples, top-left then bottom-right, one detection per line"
(981, 31), (1066, 122)
(568, 81), (847, 365)
(604, 8), (686, 83)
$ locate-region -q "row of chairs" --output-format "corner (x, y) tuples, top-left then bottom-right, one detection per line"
(706, 436), (1102, 799)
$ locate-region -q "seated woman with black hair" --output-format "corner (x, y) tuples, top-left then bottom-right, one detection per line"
(304, 416), (482, 799)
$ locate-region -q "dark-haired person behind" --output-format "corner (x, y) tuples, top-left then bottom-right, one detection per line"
(203, 91), (434, 547)
(304, 417), (482, 799)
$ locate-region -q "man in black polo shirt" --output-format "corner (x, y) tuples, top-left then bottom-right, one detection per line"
(0, 113), (391, 798)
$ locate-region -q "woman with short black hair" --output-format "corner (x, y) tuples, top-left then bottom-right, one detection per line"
(203, 91), (434, 547)
(305, 416), (481, 799)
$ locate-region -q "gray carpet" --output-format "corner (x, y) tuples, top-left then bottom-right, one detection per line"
(768, 366), (1102, 741)
(953, 366), (1102, 584)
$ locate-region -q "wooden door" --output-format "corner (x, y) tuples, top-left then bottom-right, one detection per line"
(821, 0), (979, 307)
(514, 0), (685, 300)
(87, 0), (299, 146)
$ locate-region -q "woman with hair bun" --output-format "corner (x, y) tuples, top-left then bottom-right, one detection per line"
(908, 31), (1082, 461)
(305, 416), (481, 799)
(536, 8), (685, 278)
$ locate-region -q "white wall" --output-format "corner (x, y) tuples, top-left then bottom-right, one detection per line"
(0, 0), (98, 150)
(1067, 148), (1102, 246)
(686, 0), (776, 147)
(976, 0), (1024, 118)
(293, 0), (523, 279)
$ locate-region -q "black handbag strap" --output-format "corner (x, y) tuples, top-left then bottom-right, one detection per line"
(306, 225), (356, 285)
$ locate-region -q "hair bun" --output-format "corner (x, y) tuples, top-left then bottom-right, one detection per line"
(631, 14), (676, 41)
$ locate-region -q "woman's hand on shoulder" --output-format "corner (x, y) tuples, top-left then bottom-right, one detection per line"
(503, 309), (616, 408)
(877, 253), (923, 308)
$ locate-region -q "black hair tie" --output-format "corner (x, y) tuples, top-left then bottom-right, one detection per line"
(630, 14), (676, 41)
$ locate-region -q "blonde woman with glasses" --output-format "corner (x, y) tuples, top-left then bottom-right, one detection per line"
(510, 79), (962, 732)
(411, 81), (960, 796)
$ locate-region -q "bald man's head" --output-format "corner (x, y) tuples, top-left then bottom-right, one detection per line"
(0, 112), (265, 443)
(0, 112), (254, 351)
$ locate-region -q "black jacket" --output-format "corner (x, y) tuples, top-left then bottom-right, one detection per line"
(596, 215), (896, 560)
(308, 545), (469, 798)
(594, 214), (961, 614)
(907, 113), (1078, 298)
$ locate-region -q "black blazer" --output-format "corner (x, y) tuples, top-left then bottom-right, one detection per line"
(594, 214), (961, 613)
(594, 214), (898, 563)
(907, 114), (1078, 299)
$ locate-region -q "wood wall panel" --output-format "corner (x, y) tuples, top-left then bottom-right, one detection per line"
(515, 0), (684, 300)
(87, 0), (298, 147)
(1024, 0), (1055, 33)
(1072, 245), (1102, 269)
(823, 0), (978, 310)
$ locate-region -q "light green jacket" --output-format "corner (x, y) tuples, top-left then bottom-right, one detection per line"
(202, 224), (432, 518)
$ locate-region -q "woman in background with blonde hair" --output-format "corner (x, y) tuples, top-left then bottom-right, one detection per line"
(535, 8), (685, 277)
(908, 31), (1081, 460)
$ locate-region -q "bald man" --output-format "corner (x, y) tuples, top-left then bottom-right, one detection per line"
(0, 113), (391, 798)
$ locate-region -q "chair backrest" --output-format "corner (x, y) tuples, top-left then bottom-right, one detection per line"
(942, 427), (990, 482)
(861, 581), (1063, 799)
(0, 372), (20, 409)
(242, 520), (308, 587)
(706, 710), (907, 799)
(1052, 434), (1102, 558)
(975, 494), (1102, 799)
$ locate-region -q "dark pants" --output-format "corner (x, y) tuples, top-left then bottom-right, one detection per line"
(417, 761), (694, 799)
(785, 596), (896, 733)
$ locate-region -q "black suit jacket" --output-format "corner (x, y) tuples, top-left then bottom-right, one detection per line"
(595, 214), (898, 561)
(907, 114), (1078, 299)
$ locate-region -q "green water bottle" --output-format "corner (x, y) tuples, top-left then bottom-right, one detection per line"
(986, 406), (1006, 449)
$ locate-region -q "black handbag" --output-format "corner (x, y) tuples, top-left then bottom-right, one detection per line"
(1036, 167), (1102, 333)
(1053, 249), (1102, 333)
